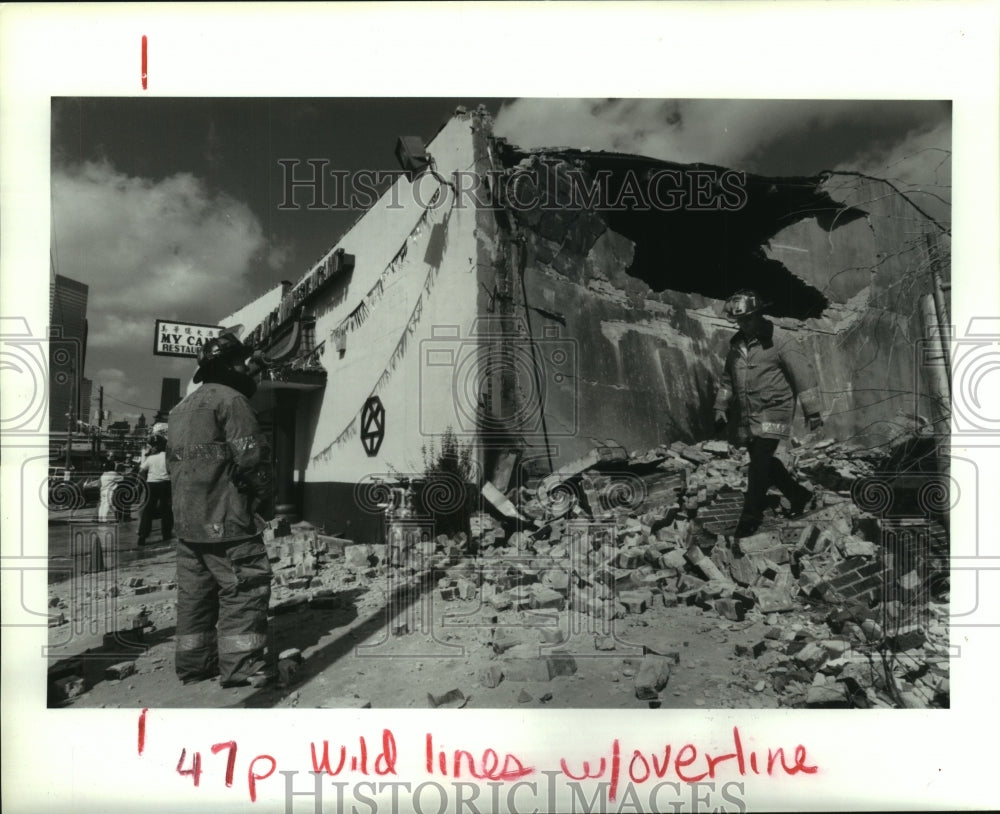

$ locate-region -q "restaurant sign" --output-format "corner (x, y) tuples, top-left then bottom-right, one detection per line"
(154, 319), (226, 358)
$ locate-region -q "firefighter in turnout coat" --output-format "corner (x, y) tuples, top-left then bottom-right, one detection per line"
(167, 333), (275, 687)
(714, 291), (824, 538)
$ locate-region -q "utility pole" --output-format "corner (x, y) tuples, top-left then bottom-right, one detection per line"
(97, 385), (104, 456)
(64, 363), (75, 470)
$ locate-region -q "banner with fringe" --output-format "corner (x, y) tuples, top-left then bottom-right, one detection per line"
(327, 208), (430, 347)
(312, 203), (456, 463)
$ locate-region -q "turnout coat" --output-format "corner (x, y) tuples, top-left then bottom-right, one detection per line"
(714, 319), (822, 442)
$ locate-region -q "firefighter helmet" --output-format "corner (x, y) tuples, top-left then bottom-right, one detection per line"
(193, 332), (249, 383)
(723, 290), (765, 319)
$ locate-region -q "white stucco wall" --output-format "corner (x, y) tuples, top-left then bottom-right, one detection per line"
(216, 114), (483, 485)
(305, 114), (482, 483)
(220, 284), (284, 340)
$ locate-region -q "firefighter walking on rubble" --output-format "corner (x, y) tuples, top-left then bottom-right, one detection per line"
(714, 291), (824, 539)
(167, 332), (276, 687)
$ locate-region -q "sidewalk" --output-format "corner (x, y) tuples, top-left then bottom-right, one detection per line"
(48, 508), (175, 577)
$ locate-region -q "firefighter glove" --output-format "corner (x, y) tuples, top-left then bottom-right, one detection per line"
(714, 409), (728, 431)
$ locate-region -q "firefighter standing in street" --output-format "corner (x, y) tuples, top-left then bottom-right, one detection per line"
(167, 332), (275, 687)
(714, 291), (824, 539)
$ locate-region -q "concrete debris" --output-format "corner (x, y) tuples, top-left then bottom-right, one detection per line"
(479, 665), (504, 688)
(634, 655), (672, 700)
(427, 688), (468, 709)
(111, 433), (946, 711)
(482, 481), (528, 521)
(105, 661), (137, 681)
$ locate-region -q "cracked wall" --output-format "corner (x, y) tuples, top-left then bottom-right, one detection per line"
(484, 145), (949, 468)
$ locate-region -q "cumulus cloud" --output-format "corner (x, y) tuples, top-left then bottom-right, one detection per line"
(834, 118), (951, 227)
(52, 161), (266, 326)
(493, 97), (952, 230)
(493, 99), (950, 179)
(52, 160), (271, 411)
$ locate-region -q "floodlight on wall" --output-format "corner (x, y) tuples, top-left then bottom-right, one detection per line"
(395, 136), (430, 180)
(332, 248), (355, 274)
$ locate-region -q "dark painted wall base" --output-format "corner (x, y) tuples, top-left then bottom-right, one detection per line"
(300, 481), (386, 543)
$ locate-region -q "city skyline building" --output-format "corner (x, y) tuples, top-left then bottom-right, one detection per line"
(48, 273), (89, 434)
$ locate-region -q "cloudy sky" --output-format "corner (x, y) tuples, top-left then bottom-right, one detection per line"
(50, 97), (950, 424)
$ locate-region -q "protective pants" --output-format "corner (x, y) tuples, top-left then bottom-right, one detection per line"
(138, 481), (174, 542)
(736, 436), (811, 535)
(175, 536), (273, 686)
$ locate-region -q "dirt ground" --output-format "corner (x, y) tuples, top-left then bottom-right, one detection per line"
(48, 433), (949, 713)
(47, 517), (790, 711)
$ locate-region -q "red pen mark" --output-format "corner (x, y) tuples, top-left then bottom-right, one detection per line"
(248, 754), (277, 803)
(176, 748), (203, 786)
(557, 728), (818, 801)
(141, 35), (148, 90)
(211, 741), (238, 788)
(137, 708), (148, 755)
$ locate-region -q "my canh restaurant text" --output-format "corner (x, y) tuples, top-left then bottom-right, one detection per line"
(154, 320), (226, 358)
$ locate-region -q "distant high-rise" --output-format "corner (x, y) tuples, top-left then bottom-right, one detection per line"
(49, 274), (89, 432)
(159, 378), (181, 417)
(79, 377), (93, 424)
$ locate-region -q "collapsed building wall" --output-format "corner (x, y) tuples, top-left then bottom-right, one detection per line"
(480, 140), (950, 475)
(217, 108), (949, 539)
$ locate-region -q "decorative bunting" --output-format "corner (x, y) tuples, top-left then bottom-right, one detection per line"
(312, 194), (457, 463)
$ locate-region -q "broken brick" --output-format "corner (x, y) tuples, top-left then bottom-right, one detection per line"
(634, 655), (672, 700)
(344, 545), (374, 569)
(797, 525), (822, 553)
(542, 569), (571, 594)
(838, 536), (877, 558)
(686, 545), (731, 584)
(51, 675), (86, 702)
(547, 655), (578, 677)
(793, 642), (828, 671)
(659, 549), (689, 570)
(678, 573), (708, 592)
(492, 630), (525, 654)
(888, 625), (926, 651)
(105, 661), (136, 681)
(479, 665), (504, 688)
(660, 593), (679, 608)
(486, 591), (513, 611)
(530, 585), (565, 611)
(734, 641), (768, 659)
(714, 599), (745, 622)
(616, 549), (644, 570)
(753, 587), (795, 613)
(805, 683), (850, 707)
(897, 570), (923, 598)
(736, 531), (782, 553)
(455, 578), (478, 600)
(502, 658), (552, 682)
(618, 590), (653, 615)
(427, 689), (467, 709)
(728, 555), (759, 587)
